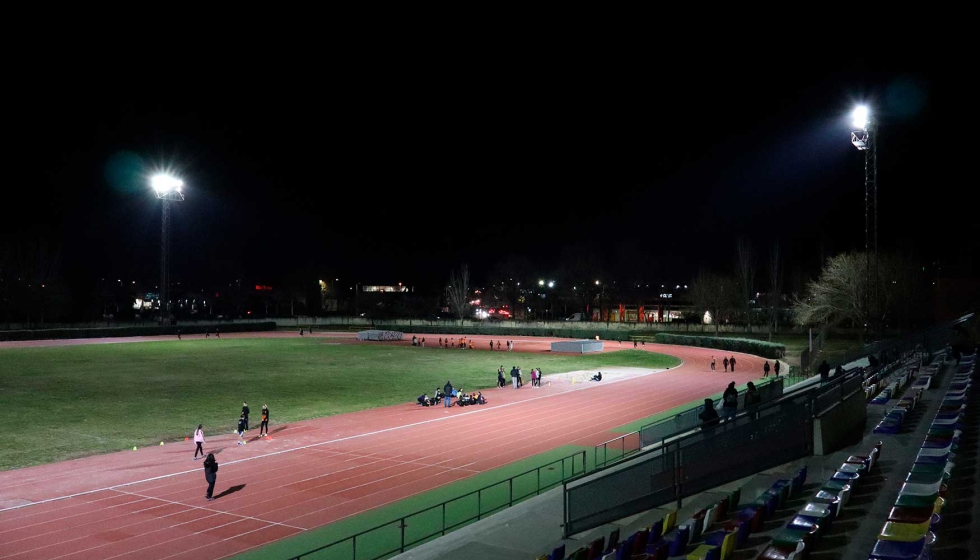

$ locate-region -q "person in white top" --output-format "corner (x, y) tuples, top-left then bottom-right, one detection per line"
(193, 425), (205, 460)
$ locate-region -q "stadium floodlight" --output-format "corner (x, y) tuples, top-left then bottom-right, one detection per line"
(548, 280), (555, 288)
(152, 173), (186, 325)
(852, 105), (869, 130)
(538, 279), (545, 286)
(151, 174), (184, 197)
(848, 104), (878, 339)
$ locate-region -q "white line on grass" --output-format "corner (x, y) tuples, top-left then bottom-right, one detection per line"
(0, 367), (667, 514)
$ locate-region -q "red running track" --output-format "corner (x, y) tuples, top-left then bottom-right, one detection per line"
(0, 333), (765, 560)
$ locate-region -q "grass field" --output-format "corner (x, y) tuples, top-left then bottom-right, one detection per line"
(0, 339), (680, 470)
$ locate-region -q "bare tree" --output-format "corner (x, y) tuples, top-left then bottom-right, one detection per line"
(445, 264), (471, 323)
(792, 252), (866, 334)
(690, 270), (736, 335)
(735, 238), (756, 328)
(767, 242), (783, 340)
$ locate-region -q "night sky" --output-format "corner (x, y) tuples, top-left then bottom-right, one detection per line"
(7, 46), (975, 296)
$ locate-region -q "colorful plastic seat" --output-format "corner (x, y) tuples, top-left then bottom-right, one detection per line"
(757, 542), (805, 560)
(879, 518), (930, 542)
(687, 544), (719, 560)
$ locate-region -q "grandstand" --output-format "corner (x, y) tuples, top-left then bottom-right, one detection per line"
(382, 313), (977, 560)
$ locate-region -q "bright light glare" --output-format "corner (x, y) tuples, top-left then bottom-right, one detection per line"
(151, 174), (183, 193)
(548, 281), (555, 288)
(852, 105), (869, 129)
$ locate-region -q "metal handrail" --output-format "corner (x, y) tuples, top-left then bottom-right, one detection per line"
(287, 450), (587, 560)
(594, 376), (784, 468)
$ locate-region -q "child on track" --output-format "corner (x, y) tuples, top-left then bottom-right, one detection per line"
(237, 414), (247, 445)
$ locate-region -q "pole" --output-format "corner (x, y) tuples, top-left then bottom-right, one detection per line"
(160, 198), (170, 325)
(864, 121), (878, 340)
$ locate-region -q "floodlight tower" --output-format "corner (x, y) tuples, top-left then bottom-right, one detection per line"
(152, 174), (184, 324)
(850, 105), (877, 338)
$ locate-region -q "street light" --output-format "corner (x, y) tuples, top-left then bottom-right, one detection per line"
(152, 173), (184, 324)
(850, 104), (878, 338)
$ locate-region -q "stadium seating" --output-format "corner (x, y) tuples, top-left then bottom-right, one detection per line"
(868, 350), (974, 559)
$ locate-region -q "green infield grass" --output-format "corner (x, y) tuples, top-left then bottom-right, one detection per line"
(0, 339), (679, 470)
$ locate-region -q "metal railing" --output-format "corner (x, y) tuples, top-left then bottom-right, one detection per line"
(594, 377), (784, 469)
(287, 450), (586, 560)
(565, 390), (814, 535)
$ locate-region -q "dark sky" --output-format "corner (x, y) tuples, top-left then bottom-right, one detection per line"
(7, 44), (976, 294)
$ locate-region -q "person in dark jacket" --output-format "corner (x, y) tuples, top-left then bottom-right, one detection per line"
(722, 382), (738, 420)
(723, 357), (729, 372)
(818, 360), (831, 381)
(497, 367), (506, 388)
(443, 381), (453, 407)
(417, 394), (429, 406)
(259, 404), (270, 437)
(241, 402), (250, 432)
(774, 361), (781, 377)
(237, 415), (247, 445)
(729, 356), (737, 372)
(744, 382), (761, 407)
(763, 361), (771, 377)
(510, 366), (519, 389)
(699, 399), (720, 430)
(203, 453), (218, 500)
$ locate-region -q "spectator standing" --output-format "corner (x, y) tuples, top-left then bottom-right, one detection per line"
(699, 399), (720, 431)
(744, 381), (761, 407)
(241, 402), (250, 432)
(530, 368), (537, 387)
(510, 366), (518, 389)
(259, 404), (270, 437)
(722, 382), (738, 420)
(443, 381), (454, 407)
(193, 424), (205, 459)
(723, 357), (729, 372)
(818, 360), (831, 382)
(203, 453), (218, 500)
(763, 361), (771, 377)
(517, 366), (523, 388)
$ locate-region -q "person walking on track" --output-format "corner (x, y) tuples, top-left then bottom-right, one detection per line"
(193, 424), (205, 459)
(711, 356), (716, 371)
(259, 404), (270, 437)
(730, 355), (737, 372)
(490, 340), (494, 351)
(723, 357), (729, 372)
(241, 402), (250, 431)
(203, 453), (218, 500)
